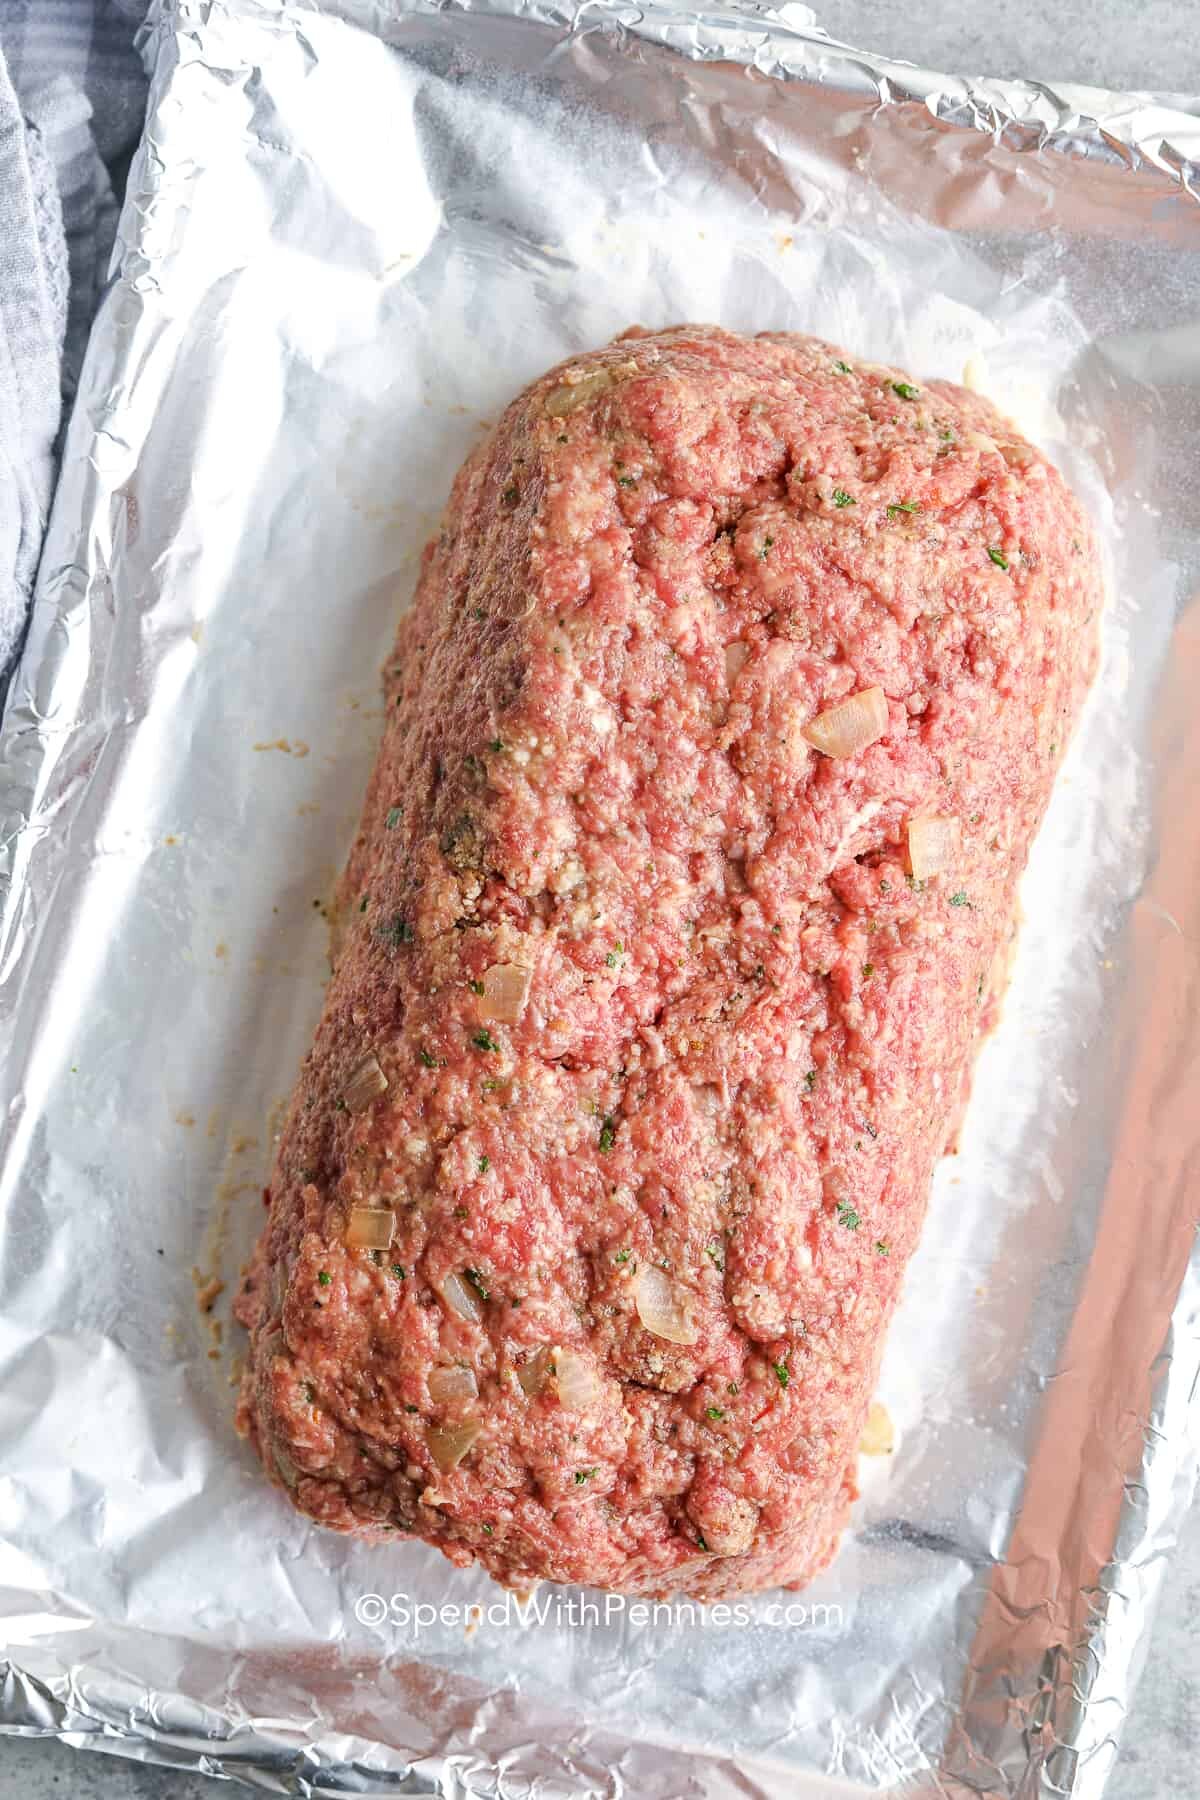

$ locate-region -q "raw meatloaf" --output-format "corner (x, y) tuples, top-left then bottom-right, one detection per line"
(236, 326), (1101, 1598)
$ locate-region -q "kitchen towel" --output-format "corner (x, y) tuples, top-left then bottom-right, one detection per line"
(0, 0), (145, 681)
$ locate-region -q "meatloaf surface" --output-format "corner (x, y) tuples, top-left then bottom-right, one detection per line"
(235, 326), (1101, 1599)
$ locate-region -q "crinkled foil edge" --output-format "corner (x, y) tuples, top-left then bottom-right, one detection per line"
(136, 0), (1200, 189)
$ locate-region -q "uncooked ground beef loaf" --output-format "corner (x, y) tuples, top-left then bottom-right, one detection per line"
(235, 326), (1101, 1598)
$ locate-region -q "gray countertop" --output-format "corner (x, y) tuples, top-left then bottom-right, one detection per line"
(2, 4), (1197, 1796)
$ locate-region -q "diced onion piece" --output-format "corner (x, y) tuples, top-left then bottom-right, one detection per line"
(635, 1266), (699, 1346)
(906, 814), (959, 881)
(272, 1443), (301, 1490)
(427, 1419), (481, 1472)
(802, 686), (889, 759)
(702, 1496), (758, 1557)
(859, 1401), (895, 1457)
(439, 1269), (483, 1323)
(343, 1052), (389, 1114)
(517, 1346), (551, 1397)
(724, 641), (749, 685)
(428, 1364), (479, 1405)
(478, 962), (532, 1025)
(544, 369), (613, 417)
(345, 1205), (395, 1251)
(553, 1348), (601, 1411)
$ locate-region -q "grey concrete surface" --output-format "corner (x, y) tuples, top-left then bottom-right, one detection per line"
(825, 0), (1200, 94)
(2, 3), (1197, 1795)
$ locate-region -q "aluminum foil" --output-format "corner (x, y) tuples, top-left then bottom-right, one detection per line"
(2, 2), (1199, 1794)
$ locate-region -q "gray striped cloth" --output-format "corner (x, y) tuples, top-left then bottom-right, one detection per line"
(0, 0), (145, 679)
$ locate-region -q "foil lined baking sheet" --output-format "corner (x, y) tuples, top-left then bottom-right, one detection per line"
(2, 2), (1199, 1793)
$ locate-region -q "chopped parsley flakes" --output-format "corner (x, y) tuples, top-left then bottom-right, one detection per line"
(836, 1200), (861, 1231)
(472, 1028), (501, 1052)
(598, 1116), (616, 1153)
(832, 488), (856, 508)
(987, 546), (1009, 571)
(379, 914), (414, 947)
(892, 381), (919, 401)
(773, 1359), (790, 1389)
